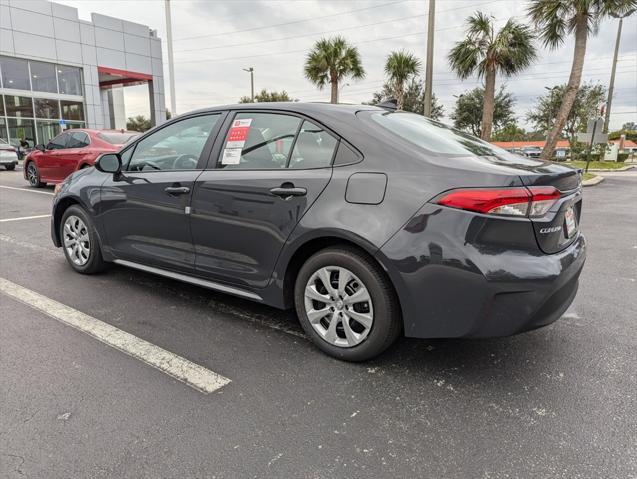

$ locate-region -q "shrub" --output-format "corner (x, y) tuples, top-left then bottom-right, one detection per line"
(617, 153), (628, 162)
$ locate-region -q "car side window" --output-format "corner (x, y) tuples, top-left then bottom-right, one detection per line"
(68, 131), (90, 148)
(288, 121), (338, 169)
(219, 113), (301, 169)
(126, 114), (220, 172)
(47, 133), (68, 150)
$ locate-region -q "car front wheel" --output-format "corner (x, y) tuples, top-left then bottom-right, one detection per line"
(5, 164), (16, 170)
(60, 205), (105, 274)
(26, 162), (45, 187)
(294, 246), (401, 361)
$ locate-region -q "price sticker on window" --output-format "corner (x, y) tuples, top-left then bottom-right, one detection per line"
(221, 148), (242, 165)
(226, 118), (252, 149)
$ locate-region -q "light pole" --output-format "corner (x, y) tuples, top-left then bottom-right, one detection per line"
(604, 8), (635, 133)
(423, 0), (435, 117)
(243, 67), (254, 102)
(164, 0), (176, 117)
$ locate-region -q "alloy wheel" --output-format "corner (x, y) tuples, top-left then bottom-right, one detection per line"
(27, 164), (38, 186)
(63, 215), (90, 266)
(303, 266), (374, 348)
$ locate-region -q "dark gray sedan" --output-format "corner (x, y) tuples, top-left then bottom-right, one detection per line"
(50, 103), (586, 361)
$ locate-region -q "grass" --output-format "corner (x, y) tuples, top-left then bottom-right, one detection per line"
(582, 172), (597, 182)
(563, 160), (628, 170)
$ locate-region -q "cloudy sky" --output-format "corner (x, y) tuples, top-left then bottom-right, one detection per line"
(59, 0), (637, 130)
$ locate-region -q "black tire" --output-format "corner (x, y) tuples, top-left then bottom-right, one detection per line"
(60, 205), (106, 274)
(294, 246), (401, 361)
(26, 162), (45, 187)
(5, 164), (16, 171)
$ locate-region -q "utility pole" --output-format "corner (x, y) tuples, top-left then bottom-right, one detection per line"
(164, 0), (177, 116)
(423, 0), (435, 117)
(243, 67), (254, 102)
(604, 9), (635, 133)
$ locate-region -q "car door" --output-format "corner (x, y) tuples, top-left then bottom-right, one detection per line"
(39, 132), (69, 181)
(98, 112), (225, 273)
(60, 131), (91, 178)
(190, 111), (337, 289)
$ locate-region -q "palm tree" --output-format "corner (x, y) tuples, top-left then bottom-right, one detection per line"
(528, 0), (637, 160)
(385, 51), (421, 110)
(448, 13), (536, 141)
(304, 36), (365, 103)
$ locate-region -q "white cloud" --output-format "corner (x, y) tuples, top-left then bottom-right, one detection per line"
(58, 0), (637, 130)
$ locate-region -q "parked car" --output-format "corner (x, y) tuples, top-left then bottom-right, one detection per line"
(522, 146), (543, 158)
(50, 103), (586, 361)
(0, 138), (19, 170)
(24, 129), (139, 187)
(505, 147), (528, 157)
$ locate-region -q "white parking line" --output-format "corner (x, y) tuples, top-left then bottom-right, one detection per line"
(0, 277), (231, 394)
(0, 214), (51, 223)
(0, 185), (54, 195)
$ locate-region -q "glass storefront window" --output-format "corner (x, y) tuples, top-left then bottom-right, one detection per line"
(0, 56), (31, 90)
(61, 100), (84, 121)
(8, 118), (36, 148)
(36, 120), (61, 146)
(57, 65), (82, 96)
(0, 117), (8, 142)
(30, 61), (58, 93)
(5, 96), (33, 118)
(0, 95), (5, 116)
(34, 98), (60, 119)
(64, 121), (85, 131)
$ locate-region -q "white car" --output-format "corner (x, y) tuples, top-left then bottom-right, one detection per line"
(0, 138), (19, 170)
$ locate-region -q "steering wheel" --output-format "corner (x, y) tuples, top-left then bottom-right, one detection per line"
(173, 154), (199, 170)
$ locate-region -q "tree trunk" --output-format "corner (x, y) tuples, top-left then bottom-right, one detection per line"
(330, 74), (338, 104)
(481, 66), (496, 141)
(396, 83), (404, 110)
(541, 15), (587, 160)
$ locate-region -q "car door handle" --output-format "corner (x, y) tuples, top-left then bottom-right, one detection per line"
(164, 186), (190, 196)
(269, 186), (307, 198)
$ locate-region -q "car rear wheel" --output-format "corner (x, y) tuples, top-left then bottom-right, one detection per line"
(5, 164), (15, 171)
(26, 162), (45, 187)
(60, 205), (105, 274)
(294, 247), (401, 361)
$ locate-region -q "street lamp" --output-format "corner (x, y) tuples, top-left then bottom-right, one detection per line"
(604, 8), (636, 133)
(243, 67), (254, 102)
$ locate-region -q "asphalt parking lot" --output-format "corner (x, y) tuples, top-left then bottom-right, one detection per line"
(1, 165), (636, 478)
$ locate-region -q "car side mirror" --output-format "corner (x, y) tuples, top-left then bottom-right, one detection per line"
(35, 144), (45, 152)
(95, 153), (122, 176)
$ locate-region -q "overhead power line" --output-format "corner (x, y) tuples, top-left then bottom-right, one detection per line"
(173, 0), (407, 42)
(173, 0), (504, 54)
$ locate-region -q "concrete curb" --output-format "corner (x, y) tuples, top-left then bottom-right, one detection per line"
(588, 165), (635, 172)
(582, 175), (605, 187)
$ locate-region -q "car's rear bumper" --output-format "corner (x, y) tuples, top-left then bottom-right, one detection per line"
(0, 155), (18, 165)
(378, 204), (586, 339)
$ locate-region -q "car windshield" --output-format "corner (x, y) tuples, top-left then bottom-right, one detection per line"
(98, 132), (139, 145)
(366, 111), (527, 160)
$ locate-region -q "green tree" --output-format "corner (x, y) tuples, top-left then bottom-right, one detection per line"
(448, 12), (536, 140)
(369, 78), (444, 120)
(526, 82), (606, 146)
(451, 86), (516, 138)
(491, 123), (528, 142)
(384, 51), (421, 110)
(239, 89), (295, 103)
(527, 0), (637, 160)
(304, 36), (365, 104)
(126, 115), (152, 132)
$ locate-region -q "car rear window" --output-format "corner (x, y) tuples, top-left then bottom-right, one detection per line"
(367, 111), (521, 159)
(97, 132), (139, 145)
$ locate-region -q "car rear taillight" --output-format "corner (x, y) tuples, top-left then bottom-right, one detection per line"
(436, 187), (560, 218)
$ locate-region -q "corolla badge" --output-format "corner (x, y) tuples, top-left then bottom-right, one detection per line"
(540, 226), (562, 234)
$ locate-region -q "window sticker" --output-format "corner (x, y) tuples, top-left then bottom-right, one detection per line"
(221, 148), (242, 165)
(226, 118), (252, 149)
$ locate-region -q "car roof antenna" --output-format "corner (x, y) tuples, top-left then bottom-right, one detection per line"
(377, 99), (398, 111)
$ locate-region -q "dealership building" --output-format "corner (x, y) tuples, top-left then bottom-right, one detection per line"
(0, 0), (166, 147)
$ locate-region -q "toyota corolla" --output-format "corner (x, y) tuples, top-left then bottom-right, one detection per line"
(50, 103), (586, 361)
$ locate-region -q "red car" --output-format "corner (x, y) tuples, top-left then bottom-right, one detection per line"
(24, 129), (139, 187)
